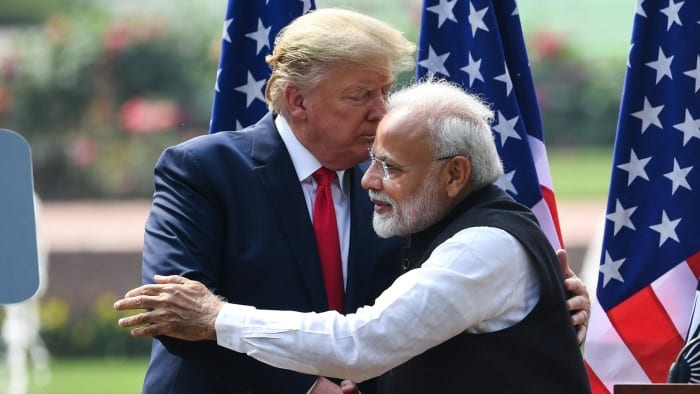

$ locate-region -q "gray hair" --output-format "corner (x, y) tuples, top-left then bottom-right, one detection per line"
(388, 80), (504, 189)
(265, 8), (416, 114)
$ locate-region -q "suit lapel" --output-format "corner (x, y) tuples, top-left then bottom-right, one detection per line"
(249, 114), (328, 312)
(344, 165), (379, 312)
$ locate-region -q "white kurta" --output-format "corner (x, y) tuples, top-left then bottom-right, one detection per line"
(215, 226), (540, 382)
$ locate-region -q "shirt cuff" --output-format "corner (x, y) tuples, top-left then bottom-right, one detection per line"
(215, 303), (256, 351)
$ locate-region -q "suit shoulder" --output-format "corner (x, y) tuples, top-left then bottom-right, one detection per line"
(171, 130), (251, 153)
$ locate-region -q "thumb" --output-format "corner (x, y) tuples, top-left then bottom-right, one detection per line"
(556, 249), (574, 278)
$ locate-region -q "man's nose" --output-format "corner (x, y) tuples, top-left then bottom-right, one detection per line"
(367, 96), (387, 121)
(361, 161), (384, 191)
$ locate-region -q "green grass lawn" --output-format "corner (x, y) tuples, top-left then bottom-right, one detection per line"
(548, 146), (613, 201)
(10, 358), (148, 394)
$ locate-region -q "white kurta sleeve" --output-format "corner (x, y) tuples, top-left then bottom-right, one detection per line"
(214, 226), (539, 382)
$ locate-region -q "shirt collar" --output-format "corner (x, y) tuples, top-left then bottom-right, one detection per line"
(275, 115), (347, 193)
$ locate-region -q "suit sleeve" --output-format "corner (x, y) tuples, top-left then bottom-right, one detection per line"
(141, 143), (319, 391)
(142, 144), (226, 354)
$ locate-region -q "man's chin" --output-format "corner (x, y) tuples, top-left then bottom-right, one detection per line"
(372, 216), (404, 238)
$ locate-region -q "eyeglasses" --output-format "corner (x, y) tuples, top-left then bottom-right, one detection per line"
(368, 149), (458, 181)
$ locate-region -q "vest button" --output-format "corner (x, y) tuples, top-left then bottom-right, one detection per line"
(401, 258), (411, 270)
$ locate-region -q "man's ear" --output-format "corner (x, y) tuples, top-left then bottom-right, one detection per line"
(445, 156), (471, 198)
(284, 84), (306, 120)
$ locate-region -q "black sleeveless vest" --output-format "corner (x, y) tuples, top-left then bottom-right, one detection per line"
(378, 185), (591, 394)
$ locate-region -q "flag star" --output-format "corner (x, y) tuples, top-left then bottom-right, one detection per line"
(418, 45), (451, 77)
(494, 170), (517, 195)
(617, 149), (651, 186)
(245, 19), (272, 55)
(468, 2), (490, 37)
(460, 53), (484, 88)
(664, 158), (692, 194)
(215, 68), (222, 92)
(636, 0), (647, 17)
(673, 109), (700, 146)
(683, 55), (700, 93)
(493, 111), (521, 147)
(660, 0), (684, 31)
(222, 18), (233, 43)
(606, 199), (637, 235)
(600, 251), (625, 287)
(494, 62), (513, 96)
(427, 0), (458, 29)
(649, 210), (681, 247)
(234, 71), (267, 107)
(627, 43), (634, 68)
(300, 0), (313, 13)
(645, 47), (674, 84)
(631, 97), (663, 134)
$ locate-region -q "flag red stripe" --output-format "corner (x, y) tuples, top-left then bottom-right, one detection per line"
(540, 185), (563, 248)
(585, 360), (609, 394)
(687, 251), (700, 279)
(607, 286), (684, 382)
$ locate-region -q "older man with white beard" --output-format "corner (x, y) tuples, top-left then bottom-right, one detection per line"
(114, 80), (591, 394)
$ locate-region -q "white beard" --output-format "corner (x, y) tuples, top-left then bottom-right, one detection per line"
(369, 172), (444, 238)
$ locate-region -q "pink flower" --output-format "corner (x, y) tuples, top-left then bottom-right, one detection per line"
(533, 30), (567, 59)
(103, 22), (131, 52)
(71, 136), (99, 167)
(119, 97), (180, 135)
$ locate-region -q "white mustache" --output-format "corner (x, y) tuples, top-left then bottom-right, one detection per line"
(368, 190), (394, 206)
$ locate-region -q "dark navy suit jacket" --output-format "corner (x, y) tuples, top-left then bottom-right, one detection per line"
(141, 113), (404, 393)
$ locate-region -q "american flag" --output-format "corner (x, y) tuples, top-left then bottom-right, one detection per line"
(416, 0), (563, 250)
(209, 0), (315, 133)
(583, 1), (700, 392)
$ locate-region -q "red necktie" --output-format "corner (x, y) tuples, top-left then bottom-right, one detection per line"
(312, 167), (344, 312)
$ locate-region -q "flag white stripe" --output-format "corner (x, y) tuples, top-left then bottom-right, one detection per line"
(651, 261), (696, 338)
(585, 297), (650, 391)
(527, 135), (554, 189)
(530, 198), (561, 250)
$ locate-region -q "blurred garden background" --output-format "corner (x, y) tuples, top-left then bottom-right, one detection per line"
(0, 0), (634, 392)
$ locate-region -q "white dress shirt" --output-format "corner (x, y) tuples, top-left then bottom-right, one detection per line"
(215, 226), (541, 382)
(275, 115), (350, 286)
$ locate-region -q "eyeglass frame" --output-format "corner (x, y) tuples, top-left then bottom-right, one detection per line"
(367, 149), (461, 181)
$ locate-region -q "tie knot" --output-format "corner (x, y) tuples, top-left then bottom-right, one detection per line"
(313, 167), (336, 186)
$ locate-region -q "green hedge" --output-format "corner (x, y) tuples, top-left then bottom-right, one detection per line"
(0, 6), (217, 199)
(38, 293), (150, 357)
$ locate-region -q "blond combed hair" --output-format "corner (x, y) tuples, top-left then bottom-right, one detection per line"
(265, 8), (416, 114)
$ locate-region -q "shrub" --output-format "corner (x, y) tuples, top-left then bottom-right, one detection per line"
(0, 6), (218, 199)
(528, 29), (625, 147)
(38, 294), (150, 357)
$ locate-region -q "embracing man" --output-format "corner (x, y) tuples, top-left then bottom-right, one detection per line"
(116, 79), (591, 394)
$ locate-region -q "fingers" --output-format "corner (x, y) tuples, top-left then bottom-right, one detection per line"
(117, 310), (150, 329)
(114, 294), (162, 311)
(340, 380), (361, 394)
(121, 276), (192, 298)
(570, 308), (588, 327)
(123, 282), (174, 298)
(154, 274), (191, 285)
(574, 321), (588, 345)
(556, 249), (574, 277)
(564, 277), (590, 346)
